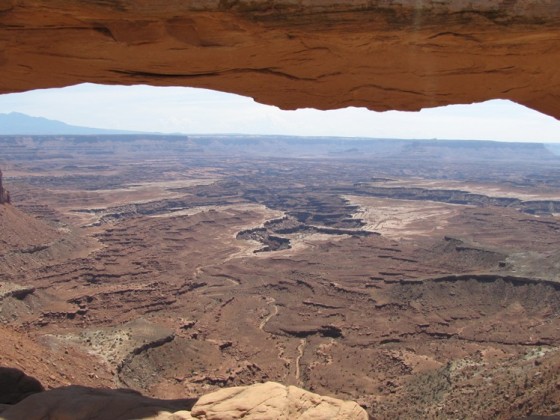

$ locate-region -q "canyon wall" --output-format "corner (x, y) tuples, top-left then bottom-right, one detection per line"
(0, 1), (559, 118)
(0, 169), (10, 204)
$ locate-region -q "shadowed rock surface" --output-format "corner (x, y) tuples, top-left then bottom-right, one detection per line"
(0, 385), (196, 420)
(1, 1), (560, 118)
(0, 379), (367, 420)
(0, 368), (43, 405)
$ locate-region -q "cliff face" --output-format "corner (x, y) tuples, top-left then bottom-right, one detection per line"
(0, 169), (10, 204)
(1, 1), (560, 119)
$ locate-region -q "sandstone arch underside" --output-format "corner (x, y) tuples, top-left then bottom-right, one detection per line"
(1, 0), (559, 119)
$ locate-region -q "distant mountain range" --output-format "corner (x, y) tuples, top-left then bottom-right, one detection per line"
(1, 113), (559, 158)
(0, 112), (147, 135)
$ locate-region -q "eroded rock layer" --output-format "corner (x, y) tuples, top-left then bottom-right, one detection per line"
(1, 1), (560, 118)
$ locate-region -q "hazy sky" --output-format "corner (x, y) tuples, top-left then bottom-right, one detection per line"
(0, 83), (559, 142)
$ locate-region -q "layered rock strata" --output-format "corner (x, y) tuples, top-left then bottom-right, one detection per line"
(1, 1), (560, 118)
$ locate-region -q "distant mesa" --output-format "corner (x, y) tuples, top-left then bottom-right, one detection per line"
(0, 112), (148, 135)
(0, 168), (10, 204)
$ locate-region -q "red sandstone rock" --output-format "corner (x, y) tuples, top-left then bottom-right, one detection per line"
(0, 1), (560, 118)
(0, 367), (44, 405)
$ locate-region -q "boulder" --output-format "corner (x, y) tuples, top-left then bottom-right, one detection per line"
(191, 382), (368, 420)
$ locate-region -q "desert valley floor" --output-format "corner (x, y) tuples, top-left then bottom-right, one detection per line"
(1, 135), (560, 419)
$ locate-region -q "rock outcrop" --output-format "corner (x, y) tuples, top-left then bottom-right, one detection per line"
(0, 169), (9, 204)
(191, 382), (368, 419)
(0, 385), (196, 420)
(0, 381), (368, 420)
(1, 1), (560, 119)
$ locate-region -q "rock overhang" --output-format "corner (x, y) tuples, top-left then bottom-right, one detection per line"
(1, 0), (559, 119)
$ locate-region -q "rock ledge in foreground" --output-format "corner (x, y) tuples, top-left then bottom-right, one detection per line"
(0, 381), (368, 420)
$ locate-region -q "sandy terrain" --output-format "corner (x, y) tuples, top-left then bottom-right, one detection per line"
(374, 178), (560, 201)
(344, 195), (467, 240)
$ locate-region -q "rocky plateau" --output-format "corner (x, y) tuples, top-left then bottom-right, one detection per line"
(0, 136), (560, 418)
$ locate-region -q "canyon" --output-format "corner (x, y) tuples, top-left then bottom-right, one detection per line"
(0, 135), (559, 418)
(1, 1), (560, 118)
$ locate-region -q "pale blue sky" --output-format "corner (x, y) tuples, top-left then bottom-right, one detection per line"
(0, 83), (559, 142)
